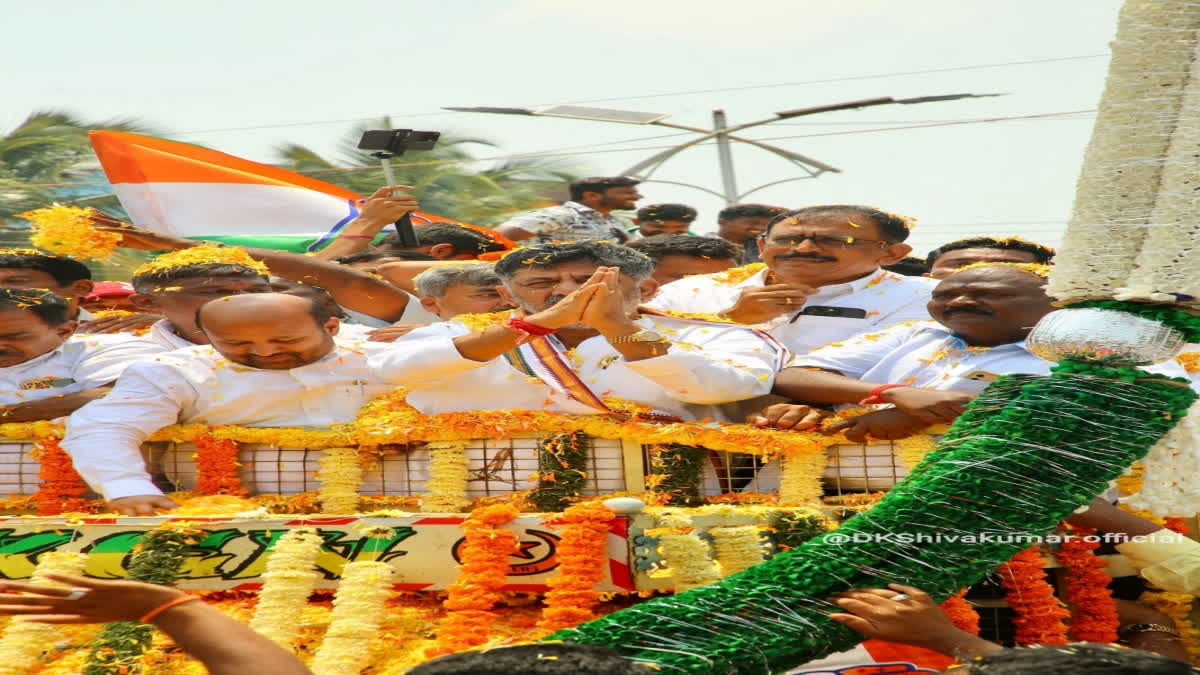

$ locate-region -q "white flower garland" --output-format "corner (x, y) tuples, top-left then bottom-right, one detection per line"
(249, 528), (324, 648)
(709, 525), (768, 576)
(309, 561), (395, 675)
(1124, 399), (1200, 516)
(0, 552), (88, 673)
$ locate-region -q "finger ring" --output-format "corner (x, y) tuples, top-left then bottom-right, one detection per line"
(890, 593), (911, 602)
(65, 589), (88, 601)
(785, 297), (793, 305)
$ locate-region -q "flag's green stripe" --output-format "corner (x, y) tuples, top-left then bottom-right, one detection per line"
(188, 234), (386, 253)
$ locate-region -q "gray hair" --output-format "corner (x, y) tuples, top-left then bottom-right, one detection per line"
(492, 241), (655, 282)
(413, 262), (502, 298)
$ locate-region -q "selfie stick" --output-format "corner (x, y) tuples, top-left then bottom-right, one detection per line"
(358, 129), (441, 249)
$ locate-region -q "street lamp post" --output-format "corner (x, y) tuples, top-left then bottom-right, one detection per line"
(445, 93), (1003, 205)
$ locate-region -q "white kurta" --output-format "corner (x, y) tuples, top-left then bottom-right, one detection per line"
(645, 266), (937, 354)
(0, 335), (165, 405)
(61, 337), (478, 500)
(394, 314), (787, 422)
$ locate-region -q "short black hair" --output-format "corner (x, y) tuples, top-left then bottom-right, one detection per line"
(0, 251), (92, 286)
(966, 642), (1195, 674)
(718, 204), (788, 221)
(635, 203), (697, 223)
(195, 294), (331, 333)
(627, 234), (742, 264)
(765, 205), (914, 242)
(409, 643), (653, 675)
(0, 288), (70, 326)
(926, 236), (1056, 267)
(131, 264), (266, 294)
(334, 250), (436, 265)
(379, 223), (506, 256)
(882, 256), (930, 276)
(494, 241), (655, 281)
(569, 176), (640, 202)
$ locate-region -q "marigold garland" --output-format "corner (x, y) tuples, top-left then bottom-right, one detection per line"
(317, 447), (362, 514)
(709, 525), (768, 576)
(0, 552), (89, 674)
(998, 546), (1070, 647)
(432, 504), (521, 655)
(248, 528), (324, 648)
(1138, 590), (1200, 662)
(939, 589), (980, 635)
(537, 502), (616, 632)
(16, 205), (122, 260)
(309, 561), (395, 675)
(1056, 526), (1119, 643)
(30, 437), (90, 515)
(421, 441), (470, 513)
(191, 432), (246, 497)
(779, 451), (826, 505)
(893, 434), (938, 470)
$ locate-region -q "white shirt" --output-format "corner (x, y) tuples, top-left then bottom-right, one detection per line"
(645, 266), (937, 355)
(145, 319), (373, 350)
(789, 320), (1194, 393)
(342, 290), (439, 328)
(61, 337), (479, 500)
(0, 335), (164, 405)
(497, 201), (630, 243)
(394, 314), (787, 422)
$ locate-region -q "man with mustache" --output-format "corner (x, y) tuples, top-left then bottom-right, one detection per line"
(392, 242), (788, 421)
(60, 293), (486, 515)
(645, 205), (936, 355)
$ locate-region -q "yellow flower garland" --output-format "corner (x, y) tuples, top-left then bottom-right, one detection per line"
(778, 452), (826, 505)
(16, 205), (122, 260)
(421, 441), (470, 513)
(317, 448), (363, 514)
(648, 526), (722, 592)
(249, 528), (324, 649)
(894, 434), (939, 469)
(709, 525), (768, 576)
(0, 552), (88, 674)
(309, 561), (395, 675)
(1139, 590), (1200, 662)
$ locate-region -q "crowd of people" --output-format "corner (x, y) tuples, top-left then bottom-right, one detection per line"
(0, 175), (1197, 671)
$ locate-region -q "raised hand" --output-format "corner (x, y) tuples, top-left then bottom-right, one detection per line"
(579, 267), (636, 334)
(746, 403), (830, 431)
(355, 185), (418, 225)
(722, 283), (816, 325)
(0, 574), (185, 624)
(524, 268), (609, 330)
(88, 214), (192, 251)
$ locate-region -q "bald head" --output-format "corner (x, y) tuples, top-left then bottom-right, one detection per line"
(198, 293), (339, 370)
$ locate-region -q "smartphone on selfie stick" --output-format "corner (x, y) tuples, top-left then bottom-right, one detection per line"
(356, 129), (441, 248)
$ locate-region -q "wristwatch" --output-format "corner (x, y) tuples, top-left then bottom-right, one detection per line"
(608, 329), (665, 344)
(1118, 623), (1180, 641)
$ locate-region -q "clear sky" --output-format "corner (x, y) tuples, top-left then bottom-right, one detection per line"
(3, 0), (1123, 254)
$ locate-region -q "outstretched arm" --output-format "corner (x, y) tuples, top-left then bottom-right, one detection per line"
(309, 185), (418, 261)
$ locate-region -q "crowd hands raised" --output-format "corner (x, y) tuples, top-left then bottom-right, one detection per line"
(2, 175), (1199, 670)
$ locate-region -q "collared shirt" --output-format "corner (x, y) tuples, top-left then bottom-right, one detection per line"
(0, 335), (165, 406)
(497, 201), (630, 243)
(393, 314), (787, 422)
(62, 336), (479, 499)
(645, 266), (938, 355)
(145, 319), (374, 350)
(341, 290), (439, 328)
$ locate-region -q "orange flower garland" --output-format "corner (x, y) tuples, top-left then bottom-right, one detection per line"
(192, 432), (246, 496)
(1056, 526), (1119, 643)
(431, 504), (521, 655)
(537, 502), (616, 632)
(30, 437), (90, 515)
(998, 546), (1070, 646)
(939, 589), (980, 635)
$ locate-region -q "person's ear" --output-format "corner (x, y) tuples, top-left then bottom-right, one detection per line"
(324, 316), (340, 336)
(419, 296), (443, 317)
(428, 243), (456, 260)
(128, 294), (160, 312)
(636, 279), (659, 303)
(55, 321), (78, 339)
(68, 280), (94, 300)
(878, 243), (912, 266)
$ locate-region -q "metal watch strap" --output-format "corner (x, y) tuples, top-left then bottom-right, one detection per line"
(1118, 623), (1180, 640)
(608, 329), (662, 344)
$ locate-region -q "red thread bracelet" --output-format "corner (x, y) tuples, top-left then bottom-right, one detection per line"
(139, 595), (201, 623)
(505, 317), (556, 338)
(859, 383), (906, 405)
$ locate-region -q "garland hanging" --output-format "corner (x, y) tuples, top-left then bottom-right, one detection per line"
(998, 546), (1070, 646)
(248, 528), (325, 648)
(0, 552), (89, 673)
(939, 589), (980, 635)
(778, 451), (825, 506)
(1056, 525), (1119, 643)
(191, 432), (246, 497)
(421, 441), (470, 513)
(317, 447), (362, 514)
(84, 524), (199, 675)
(546, 362), (1196, 672)
(645, 443), (704, 506)
(529, 432), (588, 512)
(537, 502), (616, 632)
(709, 525), (767, 576)
(431, 504), (520, 656)
(30, 437), (90, 516)
(309, 560), (395, 675)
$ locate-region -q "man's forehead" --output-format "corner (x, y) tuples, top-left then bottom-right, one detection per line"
(940, 247), (1035, 262)
(0, 267), (57, 281)
(773, 214), (878, 235)
(176, 274), (269, 289)
(514, 261), (599, 279)
(938, 268), (1045, 290)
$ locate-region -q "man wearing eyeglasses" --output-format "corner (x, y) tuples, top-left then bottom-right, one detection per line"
(645, 204), (936, 355)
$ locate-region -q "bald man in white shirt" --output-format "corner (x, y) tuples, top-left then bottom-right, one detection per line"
(0, 288), (163, 422)
(645, 205), (936, 355)
(62, 293), (481, 515)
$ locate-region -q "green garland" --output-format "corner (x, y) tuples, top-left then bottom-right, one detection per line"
(529, 432), (589, 512)
(647, 444), (705, 506)
(547, 361), (1197, 673)
(1068, 299), (1200, 342)
(84, 525), (198, 675)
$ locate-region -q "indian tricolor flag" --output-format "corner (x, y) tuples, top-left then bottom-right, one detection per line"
(89, 130), (459, 253)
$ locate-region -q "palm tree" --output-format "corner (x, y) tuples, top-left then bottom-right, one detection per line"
(274, 118), (576, 226)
